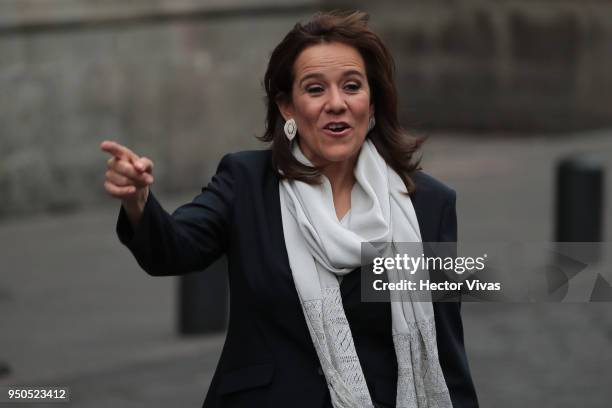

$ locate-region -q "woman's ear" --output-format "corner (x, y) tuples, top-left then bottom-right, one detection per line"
(276, 96), (293, 122)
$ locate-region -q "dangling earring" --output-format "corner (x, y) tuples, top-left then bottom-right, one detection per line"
(284, 118), (297, 141)
(367, 116), (376, 133)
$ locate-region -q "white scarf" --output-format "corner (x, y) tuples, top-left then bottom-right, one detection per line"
(279, 140), (452, 408)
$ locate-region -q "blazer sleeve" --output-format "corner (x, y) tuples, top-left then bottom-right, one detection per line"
(434, 190), (480, 407)
(438, 189), (457, 244)
(115, 153), (235, 276)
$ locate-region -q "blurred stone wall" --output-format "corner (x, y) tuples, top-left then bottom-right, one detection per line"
(0, 0), (320, 216)
(343, 0), (612, 132)
(1, 0), (611, 216)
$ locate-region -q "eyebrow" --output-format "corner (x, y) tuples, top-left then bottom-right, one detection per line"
(298, 69), (365, 86)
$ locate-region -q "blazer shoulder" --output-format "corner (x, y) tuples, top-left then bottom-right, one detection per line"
(224, 149), (271, 166)
(410, 170), (456, 204)
(219, 149), (274, 181)
(409, 171), (457, 243)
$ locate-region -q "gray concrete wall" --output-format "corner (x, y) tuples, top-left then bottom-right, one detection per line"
(1, 0), (611, 217)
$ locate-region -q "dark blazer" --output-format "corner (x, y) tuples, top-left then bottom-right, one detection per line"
(116, 149), (478, 408)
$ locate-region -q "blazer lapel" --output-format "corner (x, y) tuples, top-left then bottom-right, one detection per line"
(265, 164), (294, 279)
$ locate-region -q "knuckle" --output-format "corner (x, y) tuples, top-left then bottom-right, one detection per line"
(116, 161), (132, 176)
(115, 162), (127, 175)
(108, 171), (120, 184)
(103, 182), (115, 196)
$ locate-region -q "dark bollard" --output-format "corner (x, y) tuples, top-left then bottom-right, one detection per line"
(0, 361), (10, 377)
(555, 154), (604, 259)
(178, 256), (229, 335)
(555, 155), (604, 242)
(547, 154), (605, 301)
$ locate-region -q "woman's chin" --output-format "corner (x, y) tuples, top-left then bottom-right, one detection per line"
(319, 146), (362, 164)
(300, 136), (366, 165)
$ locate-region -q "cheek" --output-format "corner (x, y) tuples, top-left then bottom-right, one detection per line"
(294, 104), (321, 131)
(353, 96), (372, 120)
(303, 102), (323, 121)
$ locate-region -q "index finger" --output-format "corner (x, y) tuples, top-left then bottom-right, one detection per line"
(100, 140), (138, 162)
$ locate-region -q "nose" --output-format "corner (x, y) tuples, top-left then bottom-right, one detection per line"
(324, 86), (347, 113)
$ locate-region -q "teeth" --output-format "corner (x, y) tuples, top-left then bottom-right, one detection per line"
(328, 124), (346, 130)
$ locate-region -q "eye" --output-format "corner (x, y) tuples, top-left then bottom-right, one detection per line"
(306, 85), (324, 94)
(344, 82), (361, 92)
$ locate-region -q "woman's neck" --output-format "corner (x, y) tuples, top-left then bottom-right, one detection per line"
(322, 161), (355, 193)
(297, 141), (358, 220)
(321, 158), (356, 221)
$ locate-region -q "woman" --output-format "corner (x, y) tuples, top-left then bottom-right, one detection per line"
(101, 10), (478, 408)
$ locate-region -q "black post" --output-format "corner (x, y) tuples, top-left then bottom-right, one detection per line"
(555, 154), (604, 260)
(0, 361), (10, 377)
(555, 154), (604, 279)
(178, 256), (229, 335)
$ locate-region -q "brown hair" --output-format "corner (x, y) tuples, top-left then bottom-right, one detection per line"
(259, 10), (424, 193)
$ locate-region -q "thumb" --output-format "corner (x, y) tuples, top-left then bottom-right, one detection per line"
(134, 157), (154, 173)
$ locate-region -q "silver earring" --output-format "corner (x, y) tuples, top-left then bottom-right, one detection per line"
(368, 116), (376, 132)
(284, 118), (297, 141)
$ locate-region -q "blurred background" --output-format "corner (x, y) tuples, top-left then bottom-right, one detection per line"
(1, 0), (611, 407)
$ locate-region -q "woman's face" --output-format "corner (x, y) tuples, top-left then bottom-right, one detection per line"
(278, 42), (374, 167)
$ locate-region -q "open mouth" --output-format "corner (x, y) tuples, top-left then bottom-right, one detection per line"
(323, 122), (351, 134)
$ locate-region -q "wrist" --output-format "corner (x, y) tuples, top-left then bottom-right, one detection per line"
(122, 188), (149, 227)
